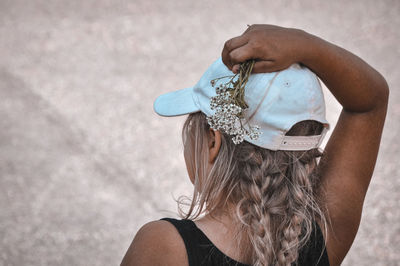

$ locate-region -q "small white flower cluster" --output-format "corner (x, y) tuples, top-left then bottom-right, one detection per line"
(206, 83), (261, 144)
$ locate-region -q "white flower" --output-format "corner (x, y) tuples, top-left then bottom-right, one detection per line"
(208, 75), (261, 144)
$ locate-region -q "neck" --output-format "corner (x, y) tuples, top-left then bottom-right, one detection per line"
(195, 209), (253, 264)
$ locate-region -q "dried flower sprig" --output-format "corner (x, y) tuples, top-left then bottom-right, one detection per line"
(206, 60), (261, 144)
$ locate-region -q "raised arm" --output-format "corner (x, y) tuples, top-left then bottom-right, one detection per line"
(222, 24), (389, 266)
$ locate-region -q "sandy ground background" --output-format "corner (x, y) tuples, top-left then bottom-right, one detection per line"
(0, 0), (399, 265)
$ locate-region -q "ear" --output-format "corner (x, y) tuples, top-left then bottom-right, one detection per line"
(208, 129), (221, 163)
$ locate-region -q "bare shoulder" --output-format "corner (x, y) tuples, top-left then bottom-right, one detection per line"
(121, 220), (188, 266)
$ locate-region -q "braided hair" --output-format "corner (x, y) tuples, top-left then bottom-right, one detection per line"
(178, 112), (328, 266)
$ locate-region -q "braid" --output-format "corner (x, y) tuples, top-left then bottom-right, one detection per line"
(179, 112), (327, 266)
(233, 145), (324, 266)
(236, 152), (280, 264)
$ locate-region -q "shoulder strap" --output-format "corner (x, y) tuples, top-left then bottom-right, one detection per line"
(160, 217), (203, 266)
(161, 218), (250, 266)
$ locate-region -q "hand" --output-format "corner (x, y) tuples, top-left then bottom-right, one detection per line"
(222, 24), (310, 73)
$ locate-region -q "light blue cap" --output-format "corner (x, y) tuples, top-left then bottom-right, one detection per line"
(154, 57), (329, 151)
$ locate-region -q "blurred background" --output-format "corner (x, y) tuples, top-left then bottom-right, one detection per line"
(0, 0), (399, 265)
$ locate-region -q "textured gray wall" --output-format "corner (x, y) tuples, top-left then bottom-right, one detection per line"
(0, 0), (399, 265)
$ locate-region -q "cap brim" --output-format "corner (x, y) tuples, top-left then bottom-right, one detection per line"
(153, 87), (200, 117)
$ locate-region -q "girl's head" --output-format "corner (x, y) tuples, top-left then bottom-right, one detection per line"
(154, 57), (330, 265)
(180, 111), (327, 266)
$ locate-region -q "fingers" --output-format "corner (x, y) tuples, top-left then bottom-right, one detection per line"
(229, 45), (256, 66)
(232, 64), (240, 73)
(233, 61), (282, 74)
(252, 61), (276, 73)
(222, 35), (248, 69)
(252, 60), (290, 73)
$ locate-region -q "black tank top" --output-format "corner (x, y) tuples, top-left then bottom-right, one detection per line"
(160, 217), (330, 266)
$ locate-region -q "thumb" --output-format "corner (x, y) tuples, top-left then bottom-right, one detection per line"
(252, 60), (282, 73)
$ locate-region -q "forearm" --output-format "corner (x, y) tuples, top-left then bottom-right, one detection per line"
(300, 31), (389, 113)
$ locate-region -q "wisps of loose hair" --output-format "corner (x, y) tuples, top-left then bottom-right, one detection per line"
(177, 112), (328, 266)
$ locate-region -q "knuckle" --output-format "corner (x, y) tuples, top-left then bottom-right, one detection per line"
(221, 56), (230, 67)
(224, 39), (233, 50)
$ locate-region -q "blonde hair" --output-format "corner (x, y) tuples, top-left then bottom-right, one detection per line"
(178, 112), (328, 266)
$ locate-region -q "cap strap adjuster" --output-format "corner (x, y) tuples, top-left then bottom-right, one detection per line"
(279, 127), (328, 151)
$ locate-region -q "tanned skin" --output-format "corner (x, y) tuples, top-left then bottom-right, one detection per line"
(121, 24), (389, 266)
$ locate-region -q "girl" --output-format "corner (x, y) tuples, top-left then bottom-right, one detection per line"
(121, 24), (388, 266)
